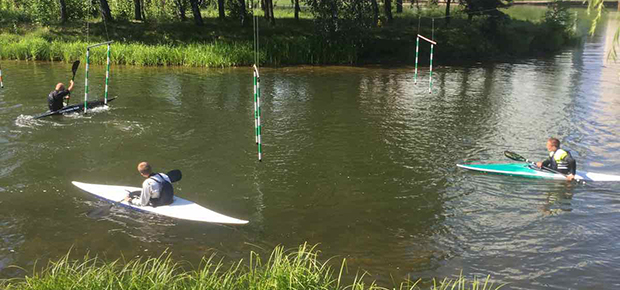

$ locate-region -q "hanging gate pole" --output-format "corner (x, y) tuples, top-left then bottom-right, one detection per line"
(415, 34), (437, 94)
(253, 64), (262, 162)
(84, 48), (90, 112)
(83, 41), (114, 112)
(104, 43), (111, 105)
(0, 64), (4, 88)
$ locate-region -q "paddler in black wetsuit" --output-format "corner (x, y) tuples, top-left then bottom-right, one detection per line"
(536, 137), (577, 181)
(47, 80), (74, 111)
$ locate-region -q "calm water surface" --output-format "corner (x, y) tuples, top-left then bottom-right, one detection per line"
(1, 14), (619, 290)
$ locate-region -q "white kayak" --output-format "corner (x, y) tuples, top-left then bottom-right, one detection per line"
(73, 181), (248, 224)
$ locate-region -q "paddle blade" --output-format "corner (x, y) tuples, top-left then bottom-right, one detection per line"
(167, 169), (182, 183)
(71, 61), (80, 79)
(504, 151), (527, 162)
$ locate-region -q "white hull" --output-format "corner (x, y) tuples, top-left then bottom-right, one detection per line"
(73, 181), (248, 224)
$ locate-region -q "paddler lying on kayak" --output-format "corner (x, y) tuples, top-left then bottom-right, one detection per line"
(47, 80), (74, 111)
(123, 162), (175, 207)
(536, 137), (577, 181)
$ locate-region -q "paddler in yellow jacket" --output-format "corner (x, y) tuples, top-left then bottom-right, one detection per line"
(536, 138), (577, 181)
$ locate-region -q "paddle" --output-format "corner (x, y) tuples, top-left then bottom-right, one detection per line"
(504, 151), (582, 183)
(64, 61), (80, 107)
(85, 169), (182, 218)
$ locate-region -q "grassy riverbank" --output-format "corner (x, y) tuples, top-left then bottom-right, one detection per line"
(0, 5), (581, 67)
(0, 244), (503, 290)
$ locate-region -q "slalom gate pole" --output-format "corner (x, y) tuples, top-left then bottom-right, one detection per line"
(253, 64), (262, 162)
(104, 43), (111, 105)
(254, 67), (258, 144)
(84, 48), (90, 112)
(429, 43), (434, 94)
(414, 36), (419, 85)
(415, 34), (437, 94)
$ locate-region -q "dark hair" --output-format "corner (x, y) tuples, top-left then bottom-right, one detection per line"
(548, 138), (560, 148)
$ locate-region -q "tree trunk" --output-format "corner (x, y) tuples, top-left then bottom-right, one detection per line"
(262, 0), (269, 21)
(59, 0), (68, 23)
(176, 0), (187, 21)
(294, 0), (300, 21)
(189, 0), (203, 26)
(238, 0), (247, 25)
(371, 0), (379, 26)
(133, 0), (142, 20)
(268, 0), (275, 25)
(396, 0), (402, 13)
(218, 0), (225, 19)
(99, 0), (113, 22)
(445, 0), (451, 25)
(384, 0), (393, 23)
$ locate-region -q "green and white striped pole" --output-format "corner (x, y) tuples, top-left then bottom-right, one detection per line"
(84, 48), (90, 112)
(104, 43), (111, 105)
(416, 34), (437, 94)
(253, 64), (262, 161)
(429, 43), (434, 94)
(84, 41), (113, 111)
(414, 36), (419, 85)
(0, 64), (4, 88)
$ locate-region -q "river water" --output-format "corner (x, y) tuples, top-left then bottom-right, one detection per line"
(1, 13), (619, 290)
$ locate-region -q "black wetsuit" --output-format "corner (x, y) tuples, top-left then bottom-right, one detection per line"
(47, 90), (70, 111)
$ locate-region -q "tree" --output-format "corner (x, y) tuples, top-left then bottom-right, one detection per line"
(59, 0), (68, 23)
(460, 0), (511, 22)
(261, 0), (270, 21)
(396, 0), (402, 13)
(371, 0), (378, 26)
(218, 0), (226, 19)
(238, 0), (247, 25)
(133, 0), (142, 20)
(267, 0), (275, 25)
(587, 0), (618, 60)
(445, 0), (451, 25)
(175, 0), (188, 21)
(99, 0), (113, 22)
(294, 0), (300, 20)
(384, 0), (392, 23)
(189, 0), (204, 25)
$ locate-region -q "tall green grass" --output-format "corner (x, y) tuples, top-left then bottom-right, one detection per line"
(0, 32), (363, 66)
(0, 33), (261, 67)
(0, 243), (505, 290)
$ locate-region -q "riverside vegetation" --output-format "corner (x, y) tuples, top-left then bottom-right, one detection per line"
(0, 243), (505, 290)
(0, 0), (582, 67)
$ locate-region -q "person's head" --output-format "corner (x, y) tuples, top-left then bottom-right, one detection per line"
(546, 138), (560, 151)
(55, 83), (65, 91)
(137, 162), (152, 178)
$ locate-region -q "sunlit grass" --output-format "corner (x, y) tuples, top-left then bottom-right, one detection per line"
(0, 243), (506, 290)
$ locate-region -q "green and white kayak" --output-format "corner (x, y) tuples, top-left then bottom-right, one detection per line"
(457, 163), (620, 182)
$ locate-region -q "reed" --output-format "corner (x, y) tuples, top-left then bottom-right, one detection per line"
(0, 243), (505, 290)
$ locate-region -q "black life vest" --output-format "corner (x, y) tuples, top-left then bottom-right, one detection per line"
(148, 173), (174, 207)
(48, 90), (67, 111)
(549, 149), (571, 174)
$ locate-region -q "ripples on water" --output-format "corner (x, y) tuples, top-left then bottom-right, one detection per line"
(1, 16), (619, 290)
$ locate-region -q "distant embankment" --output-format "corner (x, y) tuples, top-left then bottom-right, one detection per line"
(417, 0), (618, 7)
(511, 0), (618, 7)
